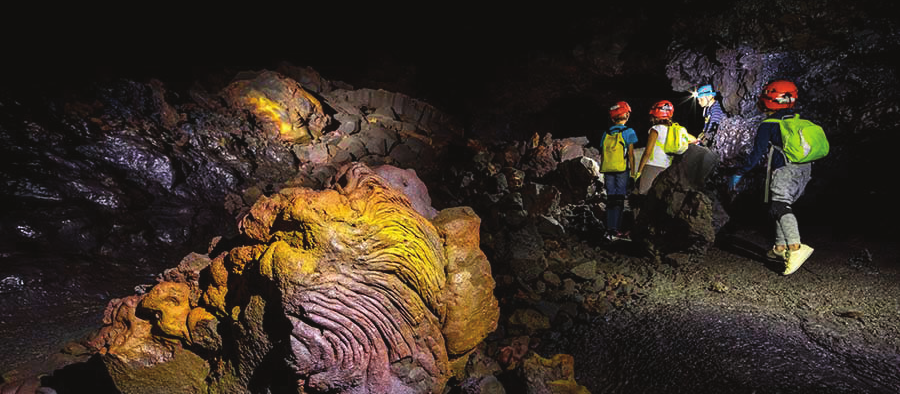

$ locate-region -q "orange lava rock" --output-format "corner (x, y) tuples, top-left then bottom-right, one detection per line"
(88, 162), (500, 393)
(140, 281), (192, 341)
(220, 70), (330, 144)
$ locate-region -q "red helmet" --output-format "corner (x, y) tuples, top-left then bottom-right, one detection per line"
(759, 80), (798, 110)
(649, 100), (674, 119)
(609, 101), (631, 118)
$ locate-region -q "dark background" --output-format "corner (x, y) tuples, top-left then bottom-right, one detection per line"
(1, 6), (675, 121)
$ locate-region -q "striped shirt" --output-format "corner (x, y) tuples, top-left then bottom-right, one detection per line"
(703, 101), (725, 132)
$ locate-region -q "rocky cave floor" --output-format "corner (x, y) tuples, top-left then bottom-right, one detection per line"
(2, 213), (898, 393)
(536, 223), (900, 393)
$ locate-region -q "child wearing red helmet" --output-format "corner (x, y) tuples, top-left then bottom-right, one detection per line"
(597, 101), (639, 241)
(730, 79), (815, 275)
(635, 100), (678, 195)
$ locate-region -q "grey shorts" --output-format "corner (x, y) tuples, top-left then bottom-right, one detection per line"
(770, 162), (812, 204)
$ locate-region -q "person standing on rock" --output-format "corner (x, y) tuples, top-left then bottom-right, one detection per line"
(635, 100), (677, 195)
(729, 79), (815, 275)
(597, 101), (638, 241)
(695, 84), (726, 151)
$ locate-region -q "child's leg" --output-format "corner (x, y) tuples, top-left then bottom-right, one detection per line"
(636, 165), (665, 195)
(769, 164), (812, 250)
(774, 221), (787, 250)
(605, 172), (628, 232)
(607, 195), (626, 231)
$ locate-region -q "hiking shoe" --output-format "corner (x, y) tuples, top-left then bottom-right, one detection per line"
(783, 244), (814, 275)
(606, 231), (631, 242)
(766, 247), (787, 260)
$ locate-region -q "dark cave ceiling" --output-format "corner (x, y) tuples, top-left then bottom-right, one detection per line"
(5, 2), (898, 143)
(1, 6), (667, 92)
(2, 5), (685, 142)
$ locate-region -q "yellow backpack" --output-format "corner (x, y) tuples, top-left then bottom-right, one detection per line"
(662, 122), (695, 155)
(600, 127), (628, 172)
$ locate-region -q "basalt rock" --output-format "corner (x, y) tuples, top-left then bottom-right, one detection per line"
(221, 70), (331, 144)
(323, 88), (464, 175)
(633, 145), (721, 256)
(664, 0), (900, 210)
(373, 164), (440, 220)
(85, 162), (500, 393)
(545, 157), (601, 206)
(518, 352), (590, 394)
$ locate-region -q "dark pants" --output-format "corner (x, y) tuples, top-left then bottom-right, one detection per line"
(604, 171), (628, 232)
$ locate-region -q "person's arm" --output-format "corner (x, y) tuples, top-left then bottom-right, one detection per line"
(686, 132), (699, 145)
(705, 103), (725, 143)
(596, 132), (605, 162)
(731, 122), (775, 189)
(703, 102), (725, 131)
(637, 129), (658, 175)
(700, 123), (719, 145)
(737, 122), (775, 176)
(709, 102), (726, 125)
(627, 144), (635, 176)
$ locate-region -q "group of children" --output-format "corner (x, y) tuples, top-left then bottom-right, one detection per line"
(595, 81), (818, 275)
(595, 93), (715, 241)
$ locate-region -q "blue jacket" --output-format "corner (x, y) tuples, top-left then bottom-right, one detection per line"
(736, 109), (795, 176)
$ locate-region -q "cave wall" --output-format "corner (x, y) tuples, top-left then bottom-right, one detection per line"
(452, 0), (900, 226)
(661, 0), (900, 224)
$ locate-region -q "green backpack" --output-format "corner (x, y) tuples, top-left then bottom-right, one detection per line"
(763, 114), (830, 163)
(600, 128), (628, 173)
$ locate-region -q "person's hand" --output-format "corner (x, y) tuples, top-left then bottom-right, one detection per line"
(729, 174), (742, 190)
(696, 133), (708, 145)
(692, 133), (702, 145)
(631, 171), (641, 180)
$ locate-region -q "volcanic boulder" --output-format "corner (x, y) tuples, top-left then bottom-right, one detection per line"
(87, 162), (500, 393)
(221, 70), (330, 144)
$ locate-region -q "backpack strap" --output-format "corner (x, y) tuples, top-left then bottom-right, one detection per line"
(763, 113), (800, 122)
(762, 118), (790, 163)
(609, 124), (628, 134)
(604, 125), (629, 147)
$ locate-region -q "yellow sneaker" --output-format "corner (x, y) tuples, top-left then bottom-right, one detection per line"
(766, 247), (787, 260)
(783, 244), (814, 275)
